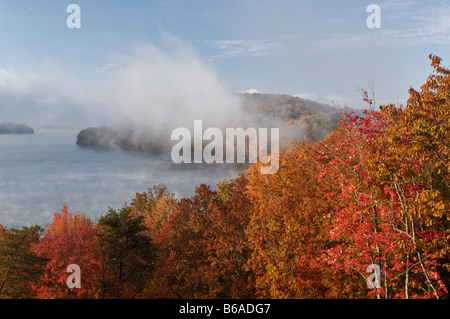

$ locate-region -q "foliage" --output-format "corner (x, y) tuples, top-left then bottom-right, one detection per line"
(97, 205), (155, 298)
(32, 205), (101, 298)
(0, 225), (46, 298)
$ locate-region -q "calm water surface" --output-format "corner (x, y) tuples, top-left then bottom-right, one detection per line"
(0, 130), (242, 227)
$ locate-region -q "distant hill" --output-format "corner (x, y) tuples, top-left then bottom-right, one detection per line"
(0, 122), (34, 134)
(239, 92), (337, 118)
(76, 93), (344, 153)
(238, 93), (343, 141)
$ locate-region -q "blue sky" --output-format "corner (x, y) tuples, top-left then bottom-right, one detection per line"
(0, 0), (449, 128)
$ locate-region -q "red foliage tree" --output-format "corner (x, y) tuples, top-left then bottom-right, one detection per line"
(33, 205), (101, 298)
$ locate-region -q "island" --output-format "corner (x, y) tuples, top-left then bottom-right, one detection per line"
(76, 125), (168, 153)
(0, 122), (34, 134)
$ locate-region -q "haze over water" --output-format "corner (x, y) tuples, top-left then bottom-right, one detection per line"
(0, 130), (242, 227)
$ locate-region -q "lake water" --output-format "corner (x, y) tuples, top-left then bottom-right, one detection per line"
(0, 130), (243, 227)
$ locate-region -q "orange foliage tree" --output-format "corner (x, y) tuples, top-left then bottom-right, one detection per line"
(32, 205), (101, 298)
(245, 139), (347, 298)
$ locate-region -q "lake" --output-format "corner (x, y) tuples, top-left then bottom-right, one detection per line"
(0, 130), (243, 227)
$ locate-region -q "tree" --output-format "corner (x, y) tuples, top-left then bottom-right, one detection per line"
(0, 225), (46, 298)
(162, 184), (216, 298)
(317, 110), (399, 299)
(321, 54), (449, 298)
(202, 175), (256, 298)
(131, 184), (177, 239)
(370, 54), (449, 298)
(245, 140), (342, 298)
(32, 205), (101, 299)
(131, 184), (179, 298)
(142, 178), (256, 299)
(97, 205), (155, 298)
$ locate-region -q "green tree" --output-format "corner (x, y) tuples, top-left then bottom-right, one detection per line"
(97, 205), (155, 298)
(0, 225), (47, 298)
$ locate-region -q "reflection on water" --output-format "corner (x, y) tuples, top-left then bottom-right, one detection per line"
(0, 130), (244, 227)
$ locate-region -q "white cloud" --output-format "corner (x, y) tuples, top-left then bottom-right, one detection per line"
(294, 92), (352, 107)
(380, 0), (419, 11)
(206, 1), (450, 59)
(243, 89), (261, 94)
(208, 38), (282, 59)
(94, 63), (116, 74)
(379, 0), (450, 45)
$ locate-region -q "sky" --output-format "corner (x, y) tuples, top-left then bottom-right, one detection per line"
(0, 0), (449, 129)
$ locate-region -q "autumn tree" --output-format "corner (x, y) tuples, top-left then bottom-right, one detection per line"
(32, 205), (101, 299)
(317, 109), (400, 299)
(131, 184), (177, 239)
(321, 54), (449, 299)
(130, 184), (178, 298)
(160, 184), (216, 298)
(245, 139), (344, 298)
(202, 175), (256, 298)
(369, 54), (449, 298)
(147, 179), (255, 299)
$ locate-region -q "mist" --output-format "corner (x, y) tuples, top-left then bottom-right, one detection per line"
(103, 37), (243, 130)
(0, 36), (243, 131)
(0, 35), (320, 156)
